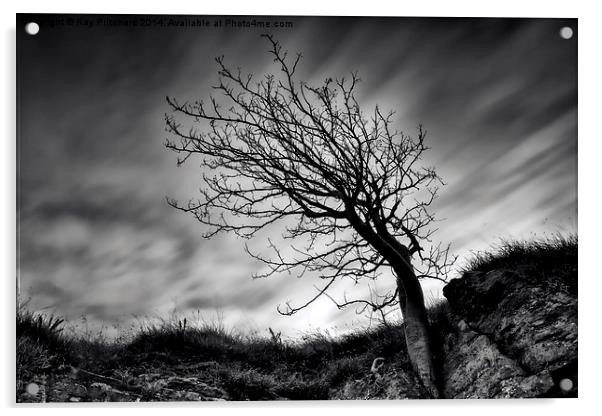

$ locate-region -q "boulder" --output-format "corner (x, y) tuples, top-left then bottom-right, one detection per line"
(442, 320), (554, 398)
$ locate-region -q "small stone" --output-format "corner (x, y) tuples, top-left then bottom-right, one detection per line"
(90, 382), (112, 391)
(184, 391), (202, 401)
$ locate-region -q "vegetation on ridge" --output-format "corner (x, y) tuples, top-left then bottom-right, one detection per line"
(463, 233), (577, 294)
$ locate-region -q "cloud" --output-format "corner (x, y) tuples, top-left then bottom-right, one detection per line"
(17, 16), (577, 337)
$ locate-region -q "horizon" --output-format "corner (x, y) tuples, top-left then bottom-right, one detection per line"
(17, 15), (577, 338)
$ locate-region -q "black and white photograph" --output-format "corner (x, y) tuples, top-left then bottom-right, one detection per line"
(16, 13), (577, 402)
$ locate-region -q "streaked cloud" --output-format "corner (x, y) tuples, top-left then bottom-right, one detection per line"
(18, 16), (576, 337)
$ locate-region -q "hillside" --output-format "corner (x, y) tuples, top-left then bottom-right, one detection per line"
(16, 235), (577, 401)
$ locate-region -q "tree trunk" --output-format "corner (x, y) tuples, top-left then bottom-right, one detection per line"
(392, 251), (439, 398)
(343, 211), (439, 397)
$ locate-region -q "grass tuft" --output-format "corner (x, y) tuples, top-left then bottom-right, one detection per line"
(17, 303), (66, 351)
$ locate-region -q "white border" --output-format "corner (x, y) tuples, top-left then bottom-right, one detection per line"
(2, 1), (600, 415)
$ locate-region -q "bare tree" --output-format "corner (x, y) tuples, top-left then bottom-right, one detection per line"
(164, 35), (455, 398)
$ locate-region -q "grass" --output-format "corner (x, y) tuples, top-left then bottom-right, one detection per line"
(16, 302), (417, 401)
(463, 233), (576, 273)
(17, 305), (66, 352)
(462, 233), (577, 294)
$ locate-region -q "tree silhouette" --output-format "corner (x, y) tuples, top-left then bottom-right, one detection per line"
(165, 35), (455, 397)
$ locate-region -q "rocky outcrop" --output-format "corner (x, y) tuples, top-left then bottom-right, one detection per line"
(442, 269), (577, 398)
(441, 319), (554, 398)
(18, 370), (230, 402)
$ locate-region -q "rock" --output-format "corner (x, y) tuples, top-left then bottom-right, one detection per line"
(131, 373), (229, 401)
(183, 391), (202, 401)
(163, 376), (230, 401)
(88, 382), (132, 401)
(442, 324), (554, 398)
(443, 268), (577, 398)
(498, 371), (555, 398)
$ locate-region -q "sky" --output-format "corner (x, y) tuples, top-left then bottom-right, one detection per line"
(17, 15), (577, 338)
